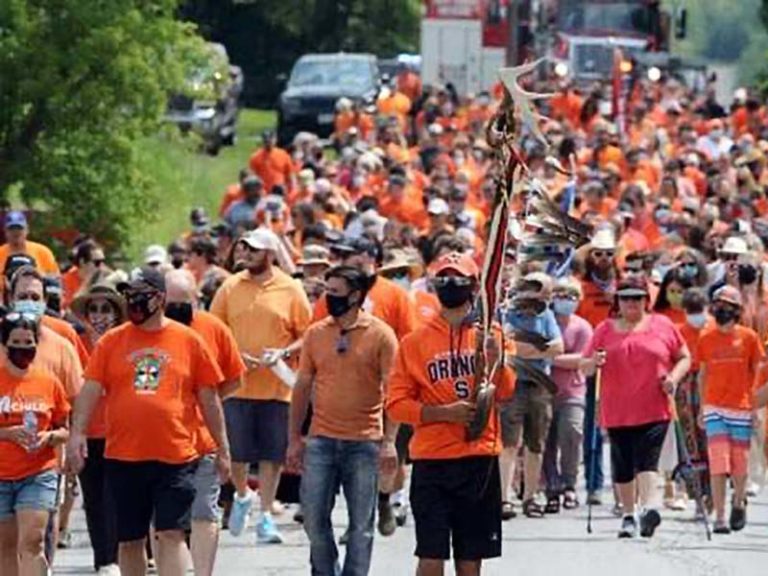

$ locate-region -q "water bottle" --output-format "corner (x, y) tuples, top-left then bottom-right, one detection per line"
(23, 410), (38, 452)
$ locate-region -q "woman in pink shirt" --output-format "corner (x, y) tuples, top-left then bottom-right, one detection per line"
(583, 276), (691, 539)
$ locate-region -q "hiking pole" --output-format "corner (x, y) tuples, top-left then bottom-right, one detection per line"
(672, 418), (712, 541)
(587, 350), (604, 534)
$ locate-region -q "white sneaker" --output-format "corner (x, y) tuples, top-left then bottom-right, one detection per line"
(98, 565), (121, 575)
(746, 481), (760, 497)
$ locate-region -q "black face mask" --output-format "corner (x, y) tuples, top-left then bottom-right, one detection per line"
(434, 278), (475, 309)
(713, 306), (739, 326)
(171, 256), (185, 269)
(738, 264), (758, 285)
(126, 292), (160, 325)
(7, 346), (36, 370)
(165, 302), (194, 325)
(326, 293), (358, 318)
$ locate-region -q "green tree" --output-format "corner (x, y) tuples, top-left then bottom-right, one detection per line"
(0, 0), (208, 249)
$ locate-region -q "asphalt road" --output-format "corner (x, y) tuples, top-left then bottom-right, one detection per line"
(56, 480), (767, 576)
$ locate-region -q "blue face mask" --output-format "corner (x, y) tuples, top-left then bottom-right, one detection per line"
(13, 299), (45, 318)
(679, 263), (698, 280)
(390, 275), (411, 292)
(685, 312), (707, 329)
(552, 297), (579, 317)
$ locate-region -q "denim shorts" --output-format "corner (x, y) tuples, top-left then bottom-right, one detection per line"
(191, 454), (221, 522)
(0, 469), (59, 520)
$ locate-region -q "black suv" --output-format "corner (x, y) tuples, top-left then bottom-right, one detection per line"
(276, 53), (379, 146)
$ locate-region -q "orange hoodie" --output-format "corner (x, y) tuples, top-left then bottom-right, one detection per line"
(386, 315), (515, 460)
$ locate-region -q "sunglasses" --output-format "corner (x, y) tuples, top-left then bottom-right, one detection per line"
(87, 303), (114, 315)
(432, 276), (474, 288)
(721, 254), (740, 262)
(592, 250), (615, 259)
(618, 294), (645, 302)
(336, 331), (350, 355)
(4, 312), (39, 323)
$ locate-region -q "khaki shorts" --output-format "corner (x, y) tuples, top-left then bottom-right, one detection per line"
(500, 381), (554, 453)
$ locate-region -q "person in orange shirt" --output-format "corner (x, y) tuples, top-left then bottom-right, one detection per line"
(0, 312), (70, 576)
(379, 249), (440, 327)
(378, 174), (427, 228)
(550, 83), (583, 129)
(698, 286), (765, 534)
(387, 252), (514, 576)
(61, 240), (106, 310)
(66, 266), (229, 576)
(210, 229), (312, 544)
(249, 131), (296, 197)
(219, 169), (252, 218)
(377, 76), (412, 134)
(0, 211), (59, 282)
(164, 270), (245, 576)
(396, 65), (422, 104)
(288, 265), (399, 574)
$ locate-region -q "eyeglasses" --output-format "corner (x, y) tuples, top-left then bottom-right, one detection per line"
(336, 331), (349, 355)
(592, 251), (615, 259)
(618, 294), (645, 302)
(87, 303), (114, 315)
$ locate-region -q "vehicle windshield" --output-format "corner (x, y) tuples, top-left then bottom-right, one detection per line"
(289, 59), (373, 89)
(558, 2), (651, 35)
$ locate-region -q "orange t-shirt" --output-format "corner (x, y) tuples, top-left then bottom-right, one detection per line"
(577, 279), (615, 329)
(697, 325), (765, 411)
(42, 315), (89, 368)
(412, 290), (441, 327)
(386, 315), (515, 460)
(85, 322), (223, 464)
(0, 241), (60, 278)
(61, 267), (81, 310)
(188, 310), (246, 454)
(249, 147), (295, 194)
(219, 183), (244, 217)
(0, 366), (70, 481)
(677, 318), (715, 372)
(298, 313), (398, 441)
(314, 276), (417, 340)
(211, 268), (312, 402)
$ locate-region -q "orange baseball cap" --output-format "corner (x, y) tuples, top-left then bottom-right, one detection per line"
(431, 251), (480, 279)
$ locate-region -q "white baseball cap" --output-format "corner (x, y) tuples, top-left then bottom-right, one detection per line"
(144, 244), (168, 266)
(240, 228), (278, 252)
(427, 198), (450, 216)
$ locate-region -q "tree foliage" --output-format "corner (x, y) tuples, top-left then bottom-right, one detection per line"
(180, 0), (420, 107)
(0, 0), (209, 249)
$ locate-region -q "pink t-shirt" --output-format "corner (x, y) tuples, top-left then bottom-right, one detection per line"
(585, 314), (684, 428)
(552, 314), (593, 403)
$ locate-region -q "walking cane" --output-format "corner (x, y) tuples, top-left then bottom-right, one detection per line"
(587, 350), (604, 534)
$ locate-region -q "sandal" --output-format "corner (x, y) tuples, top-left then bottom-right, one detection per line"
(730, 499), (747, 532)
(501, 501), (516, 521)
(545, 494), (561, 514)
(713, 520), (731, 535)
(522, 497), (546, 518)
(563, 489), (579, 510)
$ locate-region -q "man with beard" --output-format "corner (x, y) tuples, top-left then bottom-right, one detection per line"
(210, 229), (312, 545)
(66, 266), (229, 576)
(164, 270), (245, 576)
(312, 235), (417, 535)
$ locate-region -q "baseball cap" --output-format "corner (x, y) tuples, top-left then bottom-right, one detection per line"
(520, 272), (553, 299)
(431, 252), (479, 279)
(144, 244), (168, 266)
(117, 266), (166, 293)
(5, 211), (27, 229)
(616, 276), (650, 297)
(331, 235), (378, 258)
(4, 254), (37, 280)
(720, 236), (749, 256)
(427, 198), (450, 216)
(240, 228), (278, 252)
(713, 285), (743, 308)
(298, 245), (331, 267)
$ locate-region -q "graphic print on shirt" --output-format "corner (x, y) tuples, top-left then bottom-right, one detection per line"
(129, 348), (170, 394)
(426, 351), (476, 399)
(0, 394), (46, 416)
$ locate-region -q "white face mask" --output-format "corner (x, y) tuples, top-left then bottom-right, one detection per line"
(710, 129), (723, 141)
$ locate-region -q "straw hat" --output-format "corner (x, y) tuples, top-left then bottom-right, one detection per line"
(70, 282), (127, 322)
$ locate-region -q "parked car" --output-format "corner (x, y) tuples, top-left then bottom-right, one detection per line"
(166, 43), (243, 155)
(276, 53), (379, 146)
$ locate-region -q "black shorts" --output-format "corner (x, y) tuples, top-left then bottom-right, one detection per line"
(608, 420), (669, 484)
(395, 424), (413, 463)
(224, 398), (289, 464)
(410, 456), (502, 561)
(105, 459), (197, 543)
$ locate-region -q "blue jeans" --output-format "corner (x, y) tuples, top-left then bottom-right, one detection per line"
(301, 436), (380, 576)
(0, 469), (59, 520)
(583, 376), (604, 493)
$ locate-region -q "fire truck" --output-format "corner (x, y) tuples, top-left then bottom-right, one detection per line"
(420, 0), (686, 93)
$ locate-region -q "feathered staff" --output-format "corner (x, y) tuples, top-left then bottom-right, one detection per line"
(466, 59), (552, 441)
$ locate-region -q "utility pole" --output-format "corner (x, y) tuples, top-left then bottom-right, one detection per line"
(507, 0), (519, 66)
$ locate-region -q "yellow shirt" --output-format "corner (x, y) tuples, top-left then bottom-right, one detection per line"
(210, 267), (312, 402)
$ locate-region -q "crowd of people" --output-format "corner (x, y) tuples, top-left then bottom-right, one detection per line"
(2, 63), (768, 576)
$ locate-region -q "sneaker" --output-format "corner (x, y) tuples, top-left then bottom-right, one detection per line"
(57, 529), (72, 549)
(618, 515), (637, 538)
(228, 491), (253, 537)
(293, 505), (304, 524)
(611, 502), (624, 517)
(501, 501), (517, 521)
(639, 509), (662, 538)
(670, 497), (687, 512)
(730, 504), (747, 532)
(147, 558), (157, 574)
(377, 499), (396, 536)
(587, 491), (603, 506)
(713, 520), (731, 534)
(256, 513), (284, 544)
(393, 502), (408, 527)
(339, 529), (349, 545)
(746, 481), (760, 497)
(97, 565), (121, 576)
